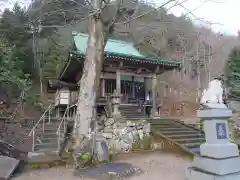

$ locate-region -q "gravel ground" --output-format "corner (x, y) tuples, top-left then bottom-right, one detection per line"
(13, 152), (191, 180)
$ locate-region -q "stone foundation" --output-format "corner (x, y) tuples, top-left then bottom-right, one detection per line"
(102, 119), (151, 154)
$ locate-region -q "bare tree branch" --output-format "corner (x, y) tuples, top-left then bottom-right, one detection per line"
(115, 0), (176, 25)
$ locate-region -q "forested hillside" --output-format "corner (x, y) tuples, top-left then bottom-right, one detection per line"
(0, 0), (239, 117)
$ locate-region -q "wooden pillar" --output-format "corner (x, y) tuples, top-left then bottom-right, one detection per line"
(101, 79), (105, 97)
(116, 69), (121, 95)
(151, 73), (158, 117)
(144, 77), (148, 101)
(132, 76), (135, 99)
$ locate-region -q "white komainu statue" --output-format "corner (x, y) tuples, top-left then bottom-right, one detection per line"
(200, 78), (227, 109)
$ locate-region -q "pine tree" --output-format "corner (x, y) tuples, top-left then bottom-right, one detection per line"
(226, 47), (240, 100)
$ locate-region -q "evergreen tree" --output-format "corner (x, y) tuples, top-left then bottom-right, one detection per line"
(0, 3), (34, 77)
(226, 47), (240, 100)
(0, 36), (32, 99)
(43, 32), (67, 78)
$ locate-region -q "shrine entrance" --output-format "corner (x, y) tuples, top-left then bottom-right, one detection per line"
(104, 76), (145, 104)
(121, 80), (145, 102)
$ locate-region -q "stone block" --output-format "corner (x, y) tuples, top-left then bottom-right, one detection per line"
(186, 167), (240, 180)
(200, 143), (239, 158)
(193, 156), (240, 175)
(197, 109), (232, 120)
(203, 120), (229, 144)
(0, 156), (20, 180)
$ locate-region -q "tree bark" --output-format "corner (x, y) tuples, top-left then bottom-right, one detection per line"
(74, 15), (108, 142)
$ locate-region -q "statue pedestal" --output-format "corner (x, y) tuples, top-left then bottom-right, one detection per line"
(186, 107), (240, 180)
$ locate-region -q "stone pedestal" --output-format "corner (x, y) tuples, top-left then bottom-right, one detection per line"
(186, 107), (240, 180)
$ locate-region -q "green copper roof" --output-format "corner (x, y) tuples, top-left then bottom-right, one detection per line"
(72, 31), (180, 66)
(72, 31), (144, 57)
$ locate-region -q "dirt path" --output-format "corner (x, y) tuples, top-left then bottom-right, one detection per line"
(13, 152), (191, 180)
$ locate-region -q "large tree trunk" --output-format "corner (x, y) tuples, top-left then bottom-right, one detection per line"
(74, 15), (108, 144)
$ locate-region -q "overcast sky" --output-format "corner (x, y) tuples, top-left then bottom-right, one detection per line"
(0, 0), (239, 35)
(161, 0), (239, 35)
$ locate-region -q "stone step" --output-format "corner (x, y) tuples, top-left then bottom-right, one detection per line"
(122, 114), (147, 118)
(35, 141), (58, 149)
(123, 117), (148, 120)
(40, 136), (62, 143)
(150, 120), (175, 123)
(41, 135), (58, 140)
(33, 149), (59, 154)
(151, 121), (180, 124)
(188, 147), (200, 154)
(153, 125), (194, 129)
(26, 124), (62, 131)
(175, 137), (205, 143)
(30, 128), (60, 134)
(121, 113), (146, 116)
(121, 112), (145, 116)
(28, 151), (61, 163)
(160, 130), (200, 135)
(121, 111), (146, 114)
(151, 125), (185, 129)
(120, 107), (142, 110)
(168, 134), (204, 139)
(183, 142), (202, 148)
(150, 119), (176, 123)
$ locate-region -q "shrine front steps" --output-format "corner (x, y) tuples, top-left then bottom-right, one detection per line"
(150, 118), (206, 156)
(119, 105), (148, 120)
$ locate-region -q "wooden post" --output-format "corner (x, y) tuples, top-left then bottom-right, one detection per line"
(116, 69), (121, 95)
(151, 73), (157, 117)
(144, 77), (148, 101)
(102, 79), (105, 97)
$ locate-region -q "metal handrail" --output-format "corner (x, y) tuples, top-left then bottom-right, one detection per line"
(28, 103), (52, 152)
(56, 105), (70, 150)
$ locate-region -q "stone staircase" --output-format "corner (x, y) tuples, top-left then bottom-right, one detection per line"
(119, 105), (148, 119)
(151, 119), (205, 155)
(33, 118), (62, 153)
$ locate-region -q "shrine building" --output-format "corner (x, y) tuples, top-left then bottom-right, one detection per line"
(47, 31), (180, 119)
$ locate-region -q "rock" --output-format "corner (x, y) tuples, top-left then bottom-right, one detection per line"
(103, 126), (113, 133)
(99, 119), (151, 154)
(126, 121), (135, 127)
(143, 123), (151, 133)
(113, 122), (126, 129)
(96, 123), (104, 131)
(94, 140), (109, 162)
(102, 132), (113, 139)
(115, 140), (131, 153)
(104, 118), (115, 127)
(112, 114), (124, 122)
(99, 115), (107, 124)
